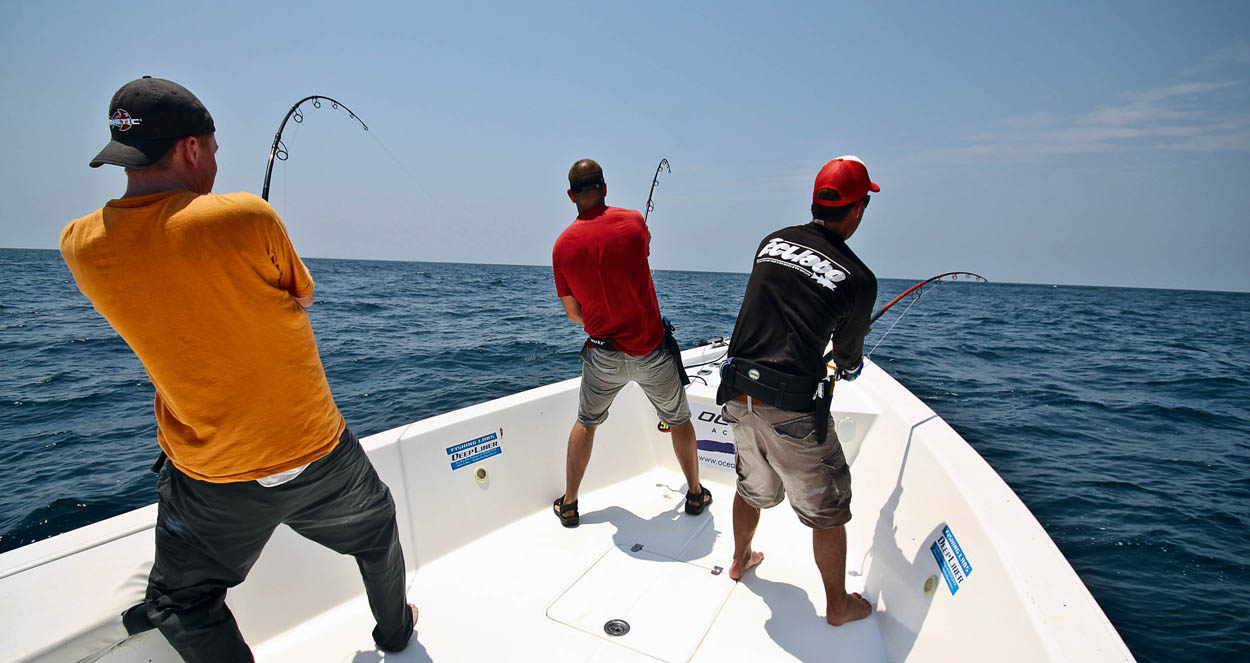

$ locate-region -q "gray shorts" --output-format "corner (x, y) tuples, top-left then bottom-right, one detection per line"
(722, 398), (852, 529)
(578, 344), (691, 427)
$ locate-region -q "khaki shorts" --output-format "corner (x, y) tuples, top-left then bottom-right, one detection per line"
(722, 398), (852, 529)
(578, 344), (691, 427)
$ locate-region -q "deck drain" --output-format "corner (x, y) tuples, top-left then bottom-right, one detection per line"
(603, 619), (631, 637)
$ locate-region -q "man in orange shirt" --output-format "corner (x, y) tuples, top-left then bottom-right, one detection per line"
(60, 77), (415, 661)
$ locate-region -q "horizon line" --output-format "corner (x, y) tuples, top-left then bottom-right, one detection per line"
(3, 246), (1247, 295)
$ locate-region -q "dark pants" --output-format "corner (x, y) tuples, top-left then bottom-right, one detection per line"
(145, 428), (411, 662)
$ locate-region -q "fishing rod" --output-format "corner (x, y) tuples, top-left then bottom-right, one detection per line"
(261, 95), (369, 201)
(863, 271), (988, 359)
(871, 271), (988, 324)
(643, 158), (670, 224)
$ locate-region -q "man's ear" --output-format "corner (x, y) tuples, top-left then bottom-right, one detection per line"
(567, 189), (576, 203)
(181, 136), (201, 169)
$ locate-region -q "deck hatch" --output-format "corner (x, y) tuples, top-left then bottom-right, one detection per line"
(548, 544), (735, 662)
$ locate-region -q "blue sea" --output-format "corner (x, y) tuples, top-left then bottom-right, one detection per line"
(2, 247), (1248, 661)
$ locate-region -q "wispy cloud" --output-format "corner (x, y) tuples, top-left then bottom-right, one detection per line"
(1181, 41), (1250, 77)
(901, 73), (1250, 169)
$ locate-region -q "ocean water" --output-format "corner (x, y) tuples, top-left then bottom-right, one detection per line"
(2, 247), (1248, 661)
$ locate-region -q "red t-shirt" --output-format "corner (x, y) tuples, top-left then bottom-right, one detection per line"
(553, 205), (663, 355)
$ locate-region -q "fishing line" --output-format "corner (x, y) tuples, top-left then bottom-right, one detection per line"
(281, 118), (303, 217)
(368, 128), (478, 227)
(859, 271), (989, 360)
(262, 96), (368, 202)
(645, 156), (702, 385)
(869, 272), (987, 324)
(367, 131), (416, 179)
(866, 289), (922, 359)
(262, 94), (468, 227)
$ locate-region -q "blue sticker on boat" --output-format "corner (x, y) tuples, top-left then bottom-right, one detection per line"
(929, 525), (972, 595)
(446, 432), (502, 470)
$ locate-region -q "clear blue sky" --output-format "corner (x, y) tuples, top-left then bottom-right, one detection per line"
(3, 0), (1247, 291)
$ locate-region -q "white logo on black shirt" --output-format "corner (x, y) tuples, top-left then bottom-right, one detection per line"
(756, 238), (847, 292)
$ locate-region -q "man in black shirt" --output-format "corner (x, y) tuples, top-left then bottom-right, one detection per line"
(717, 155), (879, 626)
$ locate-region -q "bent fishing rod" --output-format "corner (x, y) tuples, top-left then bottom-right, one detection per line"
(643, 158), (670, 224)
(862, 271), (988, 359)
(872, 271), (987, 323)
(262, 95), (369, 201)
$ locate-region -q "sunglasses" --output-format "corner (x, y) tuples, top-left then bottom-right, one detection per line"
(861, 194), (870, 210)
(569, 180), (603, 194)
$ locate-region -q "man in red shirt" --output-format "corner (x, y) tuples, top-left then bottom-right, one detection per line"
(551, 158), (710, 527)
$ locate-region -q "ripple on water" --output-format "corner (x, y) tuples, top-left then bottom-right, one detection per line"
(2, 254), (1248, 661)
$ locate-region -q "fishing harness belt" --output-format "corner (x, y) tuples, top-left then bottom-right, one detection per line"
(717, 358), (834, 443)
(584, 317), (690, 387)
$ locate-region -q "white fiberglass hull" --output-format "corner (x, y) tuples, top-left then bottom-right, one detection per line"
(0, 342), (1134, 662)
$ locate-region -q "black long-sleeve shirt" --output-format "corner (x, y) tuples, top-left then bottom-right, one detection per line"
(718, 222), (876, 401)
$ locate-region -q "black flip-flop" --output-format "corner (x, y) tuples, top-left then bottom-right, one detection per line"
(554, 495), (579, 528)
(685, 485), (713, 515)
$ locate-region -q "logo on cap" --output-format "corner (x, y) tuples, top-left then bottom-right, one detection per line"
(747, 368), (761, 381)
(108, 109), (142, 132)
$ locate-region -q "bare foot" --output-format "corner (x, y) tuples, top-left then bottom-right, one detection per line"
(728, 550), (764, 581)
(379, 603), (420, 653)
(826, 592), (872, 626)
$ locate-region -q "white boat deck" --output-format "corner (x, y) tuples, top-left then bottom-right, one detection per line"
(0, 343), (1134, 662)
(254, 468), (885, 663)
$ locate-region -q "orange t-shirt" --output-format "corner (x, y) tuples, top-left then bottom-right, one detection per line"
(60, 190), (345, 483)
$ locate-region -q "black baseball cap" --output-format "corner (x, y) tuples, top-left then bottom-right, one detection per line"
(89, 76), (215, 168)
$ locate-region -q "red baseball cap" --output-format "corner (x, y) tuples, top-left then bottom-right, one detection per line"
(812, 155), (880, 207)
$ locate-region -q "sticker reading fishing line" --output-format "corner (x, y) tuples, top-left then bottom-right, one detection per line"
(446, 432), (502, 470)
(930, 525), (973, 595)
(690, 404), (736, 473)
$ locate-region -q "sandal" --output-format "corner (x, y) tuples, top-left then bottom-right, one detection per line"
(554, 495), (579, 528)
(685, 485), (713, 515)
